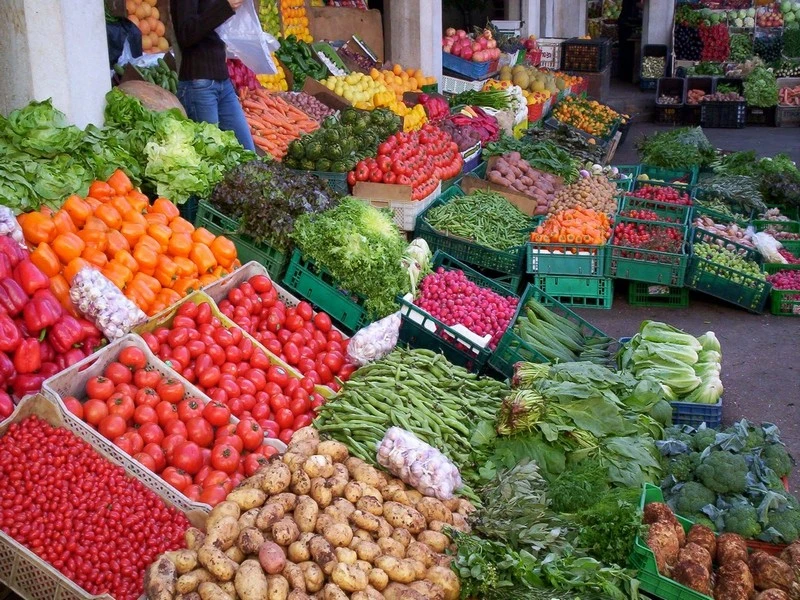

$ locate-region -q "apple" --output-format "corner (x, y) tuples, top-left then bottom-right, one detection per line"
(456, 30), (467, 38)
(472, 42), (482, 52)
(487, 39), (497, 49)
(445, 27), (456, 36)
(479, 37), (489, 49)
(462, 48), (473, 60)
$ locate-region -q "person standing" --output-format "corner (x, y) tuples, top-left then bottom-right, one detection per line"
(170, 0), (256, 150)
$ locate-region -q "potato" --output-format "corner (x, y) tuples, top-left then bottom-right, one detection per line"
(291, 468), (312, 495)
(256, 503), (285, 531)
(409, 581), (445, 600)
(176, 569), (213, 594)
(368, 567), (389, 591)
(237, 527), (265, 555)
(324, 523), (354, 548)
(177, 593), (202, 600)
(317, 440), (349, 463)
(218, 582), (236, 597)
(287, 591), (311, 600)
(310, 478), (333, 508)
(356, 495), (383, 516)
(406, 491), (423, 505)
(442, 499), (460, 512)
(238, 508), (260, 530)
(303, 455), (335, 479)
(294, 495), (320, 533)
(406, 541), (436, 567)
(198, 545), (238, 582)
(378, 536), (406, 558)
(206, 516), (238, 550)
(271, 493), (298, 513)
(207, 502), (241, 531)
(321, 583), (348, 600)
(451, 513), (470, 533)
(392, 529), (412, 548)
(258, 540), (287, 574)
(326, 498), (356, 522)
(383, 583), (425, 600)
(377, 517), (394, 539)
(360, 485), (383, 502)
(144, 555), (176, 600)
(415, 498), (452, 525)
(273, 517), (301, 546)
(262, 462), (292, 494)
(350, 510), (380, 532)
(355, 540), (381, 563)
(327, 463), (350, 497)
(384, 502), (426, 534)
(434, 555), (453, 569)
(417, 531), (449, 554)
(197, 582), (234, 600)
(185, 527), (206, 551)
(374, 556), (406, 583)
(356, 560), (372, 573)
(331, 563), (369, 592)
(426, 520), (445, 533)
(426, 565), (460, 600)
(336, 547), (358, 564)
(228, 488), (267, 511)
(291, 427), (320, 445)
(288, 539), (311, 563)
(168, 549), (198, 574)
(408, 559), (426, 579)
(456, 500), (474, 515)
(315, 513), (336, 534)
(235, 559), (269, 600)
(353, 528), (373, 542)
(346, 459), (386, 489)
(267, 574), (290, 600)
(282, 562), (306, 592)
(344, 481), (363, 504)
(299, 561), (325, 592)
(225, 545), (245, 563)
(309, 536), (337, 572)
(282, 452), (308, 473)
(382, 480), (405, 498)
(288, 439), (320, 458)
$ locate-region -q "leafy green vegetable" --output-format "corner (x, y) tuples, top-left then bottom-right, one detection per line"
(636, 127), (716, 169)
(484, 135), (580, 183)
(209, 159), (338, 251)
(743, 66), (778, 108)
(291, 197), (409, 318)
(523, 124), (605, 164)
(574, 486), (644, 567)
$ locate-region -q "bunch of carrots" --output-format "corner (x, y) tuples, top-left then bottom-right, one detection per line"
(530, 207), (612, 246)
(239, 87), (319, 159)
(18, 169), (239, 317)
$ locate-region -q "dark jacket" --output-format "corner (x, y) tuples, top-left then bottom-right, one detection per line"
(170, 0), (234, 80)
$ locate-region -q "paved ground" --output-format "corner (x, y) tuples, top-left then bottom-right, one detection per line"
(574, 85), (800, 492)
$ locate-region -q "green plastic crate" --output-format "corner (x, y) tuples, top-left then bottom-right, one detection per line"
(628, 281), (690, 308)
(282, 249), (372, 335)
(287, 169), (349, 196)
(619, 195), (692, 225)
(414, 186), (527, 292)
(753, 220), (800, 234)
(195, 202), (289, 281)
(526, 242), (608, 277)
(469, 161), (487, 179)
(398, 251), (519, 373)
(783, 239), (800, 257)
(638, 164), (699, 186)
(692, 187), (754, 227)
(531, 275), (613, 309)
(764, 263), (800, 317)
(685, 229), (771, 313)
(629, 484), (708, 600)
(610, 164), (639, 193)
(488, 283), (615, 378)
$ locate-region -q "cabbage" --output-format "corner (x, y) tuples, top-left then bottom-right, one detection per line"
(639, 320), (703, 351)
(637, 365), (702, 396)
(682, 375), (724, 404)
(698, 331), (721, 354)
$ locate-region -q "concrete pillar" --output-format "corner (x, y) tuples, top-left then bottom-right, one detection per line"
(506, 0), (521, 22)
(520, 0), (541, 38)
(643, 0), (675, 47)
(541, 0), (585, 38)
(0, 0), (110, 127)
(385, 0), (442, 83)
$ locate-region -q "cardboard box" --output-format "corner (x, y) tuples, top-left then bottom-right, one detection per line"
(338, 37), (379, 74)
(301, 77), (351, 111)
(352, 181), (440, 231)
(308, 6), (384, 62)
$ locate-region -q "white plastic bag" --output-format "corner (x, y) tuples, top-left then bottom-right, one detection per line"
(377, 427), (462, 500)
(346, 312), (401, 366)
(752, 231), (787, 264)
(216, 0), (279, 75)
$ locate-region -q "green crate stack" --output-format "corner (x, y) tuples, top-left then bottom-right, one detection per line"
(469, 161), (487, 179)
(526, 242), (608, 277)
(282, 249), (371, 335)
(610, 165), (640, 193)
(195, 202), (289, 281)
(398, 251), (519, 373)
(627, 281), (690, 308)
(764, 263), (800, 317)
(685, 229), (772, 313)
(692, 187), (754, 227)
(753, 220), (800, 259)
(618, 195), (693, 225)
(783, 239), (800, 258)
(532, 275), (613, 309)
(637, 164), (699, 186)
(629, 484), (708, 600)
(488, 284), (614, 378)
(414, 186), (527, 294)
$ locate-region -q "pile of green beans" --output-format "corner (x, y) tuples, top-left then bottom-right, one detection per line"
(314, 348), (507, 487)
(425, 190), (530, 251)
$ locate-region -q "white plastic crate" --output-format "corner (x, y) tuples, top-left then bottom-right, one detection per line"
(538, 38), (566, 70)
(492, 20), (523, 36)
(366, 182), (441, 232)
(441, 75), (485, 95)
(0, 393), (208, 600)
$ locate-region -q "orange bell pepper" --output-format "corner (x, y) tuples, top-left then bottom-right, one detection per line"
(105, 230), (130, 257)
(122, 209), (147, 227)
(209, 236), (237, 269)
(168, 217), (195, 234)
(168, 233), (193, 258)
(84, 197), (102, 213)
(133, 243), (159, 275)
(136, 235), (161, 254)
(113, 250), (139, 275)
(157, 288), (182, 308)
(77, 229), (108, 253)
(144, 212), (169, 227)
(125, 281), (155, 313)
(49, 274), (73, 312)
(110, 196), (134, 219)
(102, 261), (133, 290)
(173, 256), (199, 278)
(65, 257), (91, 284)
(30, 243), (61, 278)
(198, 273), (218, 287)
(120, 222), (146, 247)
(107, 169), (133, 195)
(82, 215), (108, 232)
(154, 255), (179, 288)
(52, 210), (78, 235)
(172, 277), (200, 296)
(191, 227), (216, 246)
(81, 247), (108, 269)
(52, 232), (86, 265)
(190, 243), (217, 274)
(62, 195), (92, 227)
(147, 222), (172, 251)
(88, 181), (114, 201)
(94, 204), (122, 230)
(126, 190), (149, 214)
(19, 212), (56, 245)
(150, 197), (180, 221)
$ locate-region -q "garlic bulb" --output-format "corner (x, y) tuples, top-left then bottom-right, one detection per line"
(70, 267), (147, 340)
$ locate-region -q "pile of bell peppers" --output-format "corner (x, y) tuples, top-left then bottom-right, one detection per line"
(0, 235), (103, 418)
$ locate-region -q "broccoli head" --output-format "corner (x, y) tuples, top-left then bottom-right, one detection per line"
(672, 481), (717, 516)
(664, 427), (695, 447)
(723, 503), (761, 538)
(692, 428), (717, 452)
(666, 452), (701, 482)
(744, 426), (766, 451)
(763, 443), (793, 478)
(763, 468), (787, 492)
(767, 509), (799, 543)
(690, 514), (717, 531)
(696, 451), (748, 494)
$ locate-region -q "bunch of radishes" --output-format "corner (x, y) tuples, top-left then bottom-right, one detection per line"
(767, 268), (800, 290)
(442, 28), (501, 63)
(415, 267), (518, 349)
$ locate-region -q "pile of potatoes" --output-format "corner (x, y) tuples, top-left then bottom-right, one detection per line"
(486, 152), (561, 216)
(547, 175), (618, 217)
(144, 427), (471, 600)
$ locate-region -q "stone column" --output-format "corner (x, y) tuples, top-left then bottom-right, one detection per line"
(0, 0), (110, 127)
(520, 0), (542, 37)
(540, 0), (586, 38)
(643, 0), (675, 46)
(385, 0), (442, 83)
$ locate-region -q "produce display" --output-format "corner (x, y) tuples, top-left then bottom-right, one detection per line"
(443, 106), (501, 145)
(525, 126), (606, 164)
(612, 212), (686, 255)
(729, 32), (753, 62)
(487, 152), (561, 212)
(637, 127), (716, 172)
(369, 65), (437, 101)
(485, 136), (581, 184)
(699, 23), (730, 62)
(257, 59), (289, 92)
(754, 34), (783, 62)
(275, 92), (336, 123)
(415, 94), (450, 123)
(227, 59), (261, 93)
(702, 91), (745, 102)
(239, 89), (319, 160)
(216, 274), (355, 389)
(442, 28), (501, 63)
(686, 88), (707, 105)
(115, 59), (178, 94)
(779, 82), (800, 106)
(338, 44), (376, 72)
(280, 0), (312, 42)
(498, 64), (575, 101)
(548, 174), (618, 216)
(657, 94), (681, 105)
(628, 185), (692, 207)
(642, 56), (666, 79)
(744, 67), (779, 108)
(530, 207), (612, 246)
(19, 173), (236, 316)
(257, 0), (281, 36)
(276, 37), (327, 91)
(425, 190), (531, 252)
(320, 72), (398, 111)
(0, 411), (190, 600)
(693, 241), (766, 283)
(768, 267), (800, 292)
(693, 216), (755, 248)
(552, 96), (620, 139)
(125, 0), (169, 53)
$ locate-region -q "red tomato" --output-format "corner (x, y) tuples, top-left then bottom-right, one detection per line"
(244, 453), (269, 477)
(86, 376), (115, 401)
(293, 414), (313, 430)
(134, 452), (156, 471)
(203, 401), (231, 427)
(162, 466), (192, 491)
(163, 418), (187, 438)
(122, 431), (144, 454)
(62, 396), (84, 419)
(83, 398), (109, 425)
(134, 369), (161, 390)
(184, 484), (202, 501)
(157, 378), (184, 404)
(106, 394), (134, 421)
(155, 400), (179, 426)
(323, 352), (344, 374)
(313, 312), (332, 333)
(203, 470), (230, 488)
(251, 402), (271, 422)
(186, 417), (214, 448)
(114, 435), (133, 455)
(199, 484), (228, 506)
(134, 387), (160, 408)
(269, 394), (289, 413)
(99, 414), (127, 440)
(236, 419), (264, 451)
(143, 442), (167, 472)
(139, 421), (164, 445)
(297, 302), (313, 322)
(217, 434), (244, 454)
(289, 394), (311, 417)
(170, 441), (203, 475)
(170, 346), (191, 370)
(260, 419), (280, 439)
(198, 366), (221, 389)
(283, 342), (300, 365)
(119, 346), (146, 370)
(210, 443), (240, 474)
(104, 362), (132, 385)
(274, 408), (294, 431)
(177, 398), (204, 422)
(278, 428), (294, 444)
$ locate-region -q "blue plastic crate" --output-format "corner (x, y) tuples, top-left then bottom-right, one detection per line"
(670, 399), (722, 429)
(442, 52), (498, 80)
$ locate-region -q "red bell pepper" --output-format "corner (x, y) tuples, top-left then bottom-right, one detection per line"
(0, 278), (28, 316)
(39, 340), (54, 364)
(49, 315), (84, 354)
(11, 373), (45, 399)
(0, 391), (13, 420)
(0, 237), (28, 268)
(23, 289), (62, 335)
(0, 352), (15, 386)
(83, 337), (103, 355)
(14, 338), (41, 374)
(0, 312), (21, 353)
(76, 318), (101, 342)
(13, 259), (50, 296)
(0, 253), (12, 280)
(39, 362), (59, 378)
(64, 348), (85, 367)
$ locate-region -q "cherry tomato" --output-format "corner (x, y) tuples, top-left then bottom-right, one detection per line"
(289, 394), (311, 417)
(269, 394), (289, 413)
(293, 414), (313, 430)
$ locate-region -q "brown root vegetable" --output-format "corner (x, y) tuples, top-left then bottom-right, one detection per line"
(755, 590), (791, 600)
(235, 559), (269, 600)
(679, 543), (712, 573)
(383, 502), (427, 534)
(291, 468), (312, 495)
(356, 495), (383, 516)
(749, 551), (795, 592)
(168, 549), (198, 575)
(256, 502), (285, 531)
(687, 524), (716, 558)
(378, 536), (407, 558)
(295, 495), (320, 533)
(392, 528), (413, 548)
(176, 569), (213, 595)
(227, 488), (267, 511)
(643, 502), (676, 525)
(259, 541), (288, 574)
(368, 567), (389, 591)
(425, 565), (460, 600)
(417, 531), (449, 554)
(262, 462), (292, 495)
(335, 547), (357, 564)
(409, 580), (446, 600)
(672, 559), (712, 595)
(299, 561), (325, 592)
(144, 555), (177, 600)
(197, 582), (234, 600)
(330, 563), (369, 592)
(185, 527), (206, 552)
(780, 541), (800, 570)
(272, 517), (301, 546)
(646, 521), (680, 574)
(714, 560), (754, 600)
(282, 562), (306, 592)
(717, 533), (749, 566)
(205, 516), (238, 550)
(323, 523), (354, 548)
(238, 527), (265, 555)
(267, 574), (290, 600)
(207, 502), (241, 532)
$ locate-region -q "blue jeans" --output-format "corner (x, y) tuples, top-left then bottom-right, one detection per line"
(178, 78), (255, 151)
